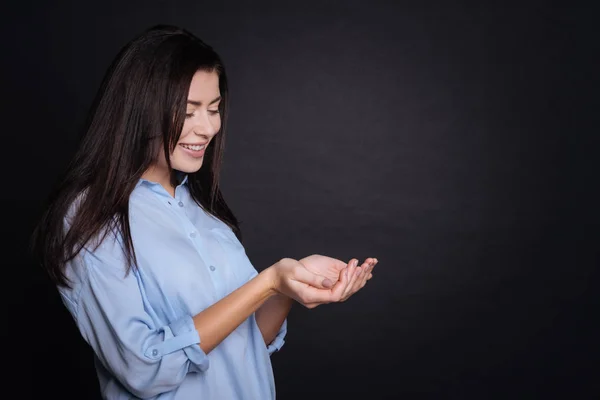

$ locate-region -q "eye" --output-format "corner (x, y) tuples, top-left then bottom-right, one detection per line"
(185, 112), (194, 118)
(208, 109), (220, 116)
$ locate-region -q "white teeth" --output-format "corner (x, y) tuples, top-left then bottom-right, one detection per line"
(181, 144), (205, 151)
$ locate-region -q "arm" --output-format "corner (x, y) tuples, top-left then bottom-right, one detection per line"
(74, 248), (334, 398)
(191, 267), (283, 354)
(253, 256), (379, 347)
(255, 293), (293, 348)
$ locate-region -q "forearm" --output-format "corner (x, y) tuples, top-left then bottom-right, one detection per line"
(192, 266), (277, 354)
(255, 293), (293, 345)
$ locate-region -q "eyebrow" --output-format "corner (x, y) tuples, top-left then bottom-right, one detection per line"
(187, 96), (221, 106)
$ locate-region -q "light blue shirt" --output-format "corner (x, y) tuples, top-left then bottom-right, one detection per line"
(59, 176), (287, 399)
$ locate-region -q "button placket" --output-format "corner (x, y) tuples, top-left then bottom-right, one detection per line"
(171, 191), (224, 291)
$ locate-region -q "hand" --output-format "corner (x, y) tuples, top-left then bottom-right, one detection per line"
(303, 257), (377, 308)
(339, 257), (376, 301)
(267, 258), (348, 308)
(299, 254), (347, 285)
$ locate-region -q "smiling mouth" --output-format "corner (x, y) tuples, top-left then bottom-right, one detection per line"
(180, 144), (206, 151)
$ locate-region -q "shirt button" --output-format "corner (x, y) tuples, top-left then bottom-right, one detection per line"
(178, 201), (184, 207)
(152, 349), (158, 356)
(209, 265), (216, 271)
(190, 232), (197, 238)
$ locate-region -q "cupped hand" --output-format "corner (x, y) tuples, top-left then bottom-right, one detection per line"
(303, 257), (377, 308)
(339, 257), (377, 301)
(299, 254), (347, 285)
(267, 256), (378, 309)
(268, 258), (340, 307)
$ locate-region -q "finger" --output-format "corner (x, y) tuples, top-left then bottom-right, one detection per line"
(329, 262), (354, 301)
(365, 258), (379, 283)
(345, 258), (373, 299)
(350, 260), (369, 294)
(358, 261), (374, 288)
(341, 261), (361, 300)
(291, 265), (334, 289)
(362, 258), (377, 283)
(366, 258), (377, 281)
(351, 266), (365, 294)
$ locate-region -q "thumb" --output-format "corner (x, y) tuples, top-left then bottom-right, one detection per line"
(321, 277), (333, 289)
(293, 266), (333, 289)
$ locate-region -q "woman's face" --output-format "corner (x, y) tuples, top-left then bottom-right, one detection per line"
(170, 69), (222, 173)
(147, 69), (222, 183)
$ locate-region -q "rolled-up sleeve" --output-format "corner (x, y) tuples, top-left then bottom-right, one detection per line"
(74, 249), (208, 399)
(266, 318), (287, 355)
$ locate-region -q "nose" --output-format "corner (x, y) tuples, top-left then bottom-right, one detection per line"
(192, 114), (218, 138)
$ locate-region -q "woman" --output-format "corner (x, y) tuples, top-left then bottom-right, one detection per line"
(31, 24), (377, 399)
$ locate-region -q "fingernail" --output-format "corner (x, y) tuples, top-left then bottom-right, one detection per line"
(353, 259), (358, 267)
(322, 278), (333, 288)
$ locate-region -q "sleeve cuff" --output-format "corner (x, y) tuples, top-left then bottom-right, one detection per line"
(144, 315), (210, 372)
(266, 318), (287, 355)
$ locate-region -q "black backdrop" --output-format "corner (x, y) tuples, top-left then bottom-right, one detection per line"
(3, 1), (598, 399)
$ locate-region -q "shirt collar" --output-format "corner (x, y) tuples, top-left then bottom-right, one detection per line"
(136, 171), (189, 188)
(176, 171), (189, 186)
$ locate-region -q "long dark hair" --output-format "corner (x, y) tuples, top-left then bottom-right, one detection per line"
(31, 24), (240, 288)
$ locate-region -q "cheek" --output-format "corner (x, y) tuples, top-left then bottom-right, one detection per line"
(179, 121), (194, 138)
(213, 117), (222, 132)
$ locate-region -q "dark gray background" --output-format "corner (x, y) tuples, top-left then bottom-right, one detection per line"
(3, 1), (598, 399)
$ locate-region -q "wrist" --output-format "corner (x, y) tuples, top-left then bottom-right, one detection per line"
(259, 262), (283, 297)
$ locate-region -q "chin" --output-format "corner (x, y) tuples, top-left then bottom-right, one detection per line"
(174, 161), (204, 174)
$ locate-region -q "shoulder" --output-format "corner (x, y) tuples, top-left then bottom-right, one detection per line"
(63, 187), (128, 267)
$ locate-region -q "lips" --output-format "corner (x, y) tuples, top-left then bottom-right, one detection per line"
(178, 142), (207, 159)
(180, 143), (206, 151)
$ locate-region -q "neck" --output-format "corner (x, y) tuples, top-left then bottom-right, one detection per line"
(141, 166), (176, 197)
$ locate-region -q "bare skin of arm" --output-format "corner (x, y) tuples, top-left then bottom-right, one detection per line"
(192, 257), (333, 354)
(254, 256), (378, 346)
(255, 293), (294, 345)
